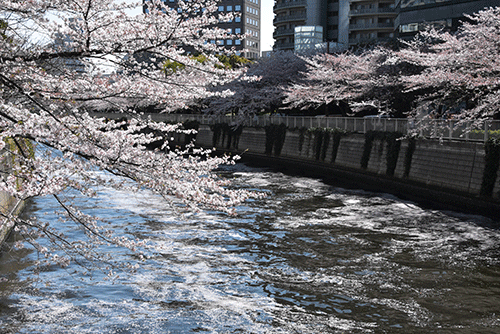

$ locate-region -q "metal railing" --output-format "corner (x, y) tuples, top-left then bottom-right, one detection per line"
(273, 42), (295, 50)
(349, 22), (395, 30)
(350, 7), (396, 15)
(273, 28), (295, 38)
(273, 14), (307, 24)
(349, 37), (392, 44)
(92, 112), (500, 143)
(273, 0), (307, 11)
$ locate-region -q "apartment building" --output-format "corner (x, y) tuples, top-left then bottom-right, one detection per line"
(397, 0), (500, 39)
(143, 0), (260, 59)
(348, 0), (397, 45)
(273, 0), (395, 50)
(273, 0), (498, 51)
(273, 0), (309, 50)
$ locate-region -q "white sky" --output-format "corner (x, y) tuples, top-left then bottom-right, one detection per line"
(124, 0), (275, 53)
(260, 0), (275, 52)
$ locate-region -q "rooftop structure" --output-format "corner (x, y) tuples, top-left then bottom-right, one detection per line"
(294, 25), (324, 52)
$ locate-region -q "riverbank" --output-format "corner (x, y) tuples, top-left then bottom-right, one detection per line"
(238, 152), (500, 223)
(191, 124), (500, 222)
(0, 194), (24, 245)
(0, 151), (25, 246)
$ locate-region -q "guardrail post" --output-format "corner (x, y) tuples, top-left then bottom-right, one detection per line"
(485, 122), (489, 142)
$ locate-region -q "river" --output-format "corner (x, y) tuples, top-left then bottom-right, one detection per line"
(1, 163), (499, 333)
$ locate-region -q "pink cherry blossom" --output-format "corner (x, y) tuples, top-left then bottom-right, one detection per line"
(0, 0), (261, 275)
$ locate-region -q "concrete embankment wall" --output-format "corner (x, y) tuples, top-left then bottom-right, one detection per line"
(0, 192), (24, 245)
(0, 153), (25, 246)
(194, 125), (500, 219)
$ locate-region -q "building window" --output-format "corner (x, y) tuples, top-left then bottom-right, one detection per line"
(235, 17), (241, 22)
(235, 28), (241, 34)
(227, 39), (233, 45)
(218, 5), (224, 11)
(399, 23), (418, 33)
(235, 39), (241, 45)
(227, 5), (232, 11)
(235, 5), (241, 11)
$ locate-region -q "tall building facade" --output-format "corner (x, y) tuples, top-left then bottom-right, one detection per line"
(273, 0), (498, 51)
(273, 0), (395, 50)
(143, 0), (260, 59)
(348, 0), (397, 45)
(273, 0), (308, 50)
(396, 0), (499, 40)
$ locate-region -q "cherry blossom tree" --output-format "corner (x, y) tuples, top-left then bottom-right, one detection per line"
(284, 50), (377, 116)
(284, 6), (500, 124)
(397, 6), (500, 130)
(203, 51), (307, 121)
(0, 0), (259, 276)
(284, 47), (424, 117)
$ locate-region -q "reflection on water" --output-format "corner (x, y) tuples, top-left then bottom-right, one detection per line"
(1, 163), (500, 333)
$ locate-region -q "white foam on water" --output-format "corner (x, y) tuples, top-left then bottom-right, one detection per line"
(4, 163), (500, 333)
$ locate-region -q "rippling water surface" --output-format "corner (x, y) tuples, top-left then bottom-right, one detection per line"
(1, 163), (500, 333)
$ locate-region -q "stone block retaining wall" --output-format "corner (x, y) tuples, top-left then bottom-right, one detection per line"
(0, 152), (25, 246)
(194, 125), (499, 204)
